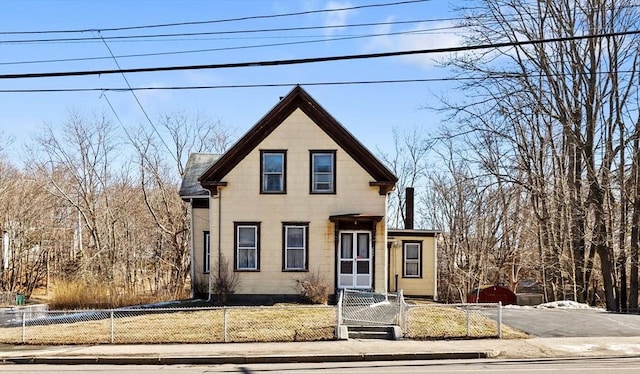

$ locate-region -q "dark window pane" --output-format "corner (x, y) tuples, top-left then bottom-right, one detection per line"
(356, 261), (369, 274)
(287, 248), (304, 269)
(263, 154), (283, 172)
(313, 154), (332, 172)
(238, 227), (255, 247)
(263, 174), (282, 191)
(405, 244), (419, 259)
(287, 227), (304, 247)
(340, 261), (353, 274)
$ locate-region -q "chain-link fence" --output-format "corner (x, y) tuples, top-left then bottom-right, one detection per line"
(403, 303), (502, 339)
(339, 289), (403, 326)
(0, 305), (336, 345)
(0, 298), (503, 344)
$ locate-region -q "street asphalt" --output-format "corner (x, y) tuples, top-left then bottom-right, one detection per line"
(1, 336), (640, 365)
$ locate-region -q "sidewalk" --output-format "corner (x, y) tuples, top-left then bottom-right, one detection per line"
(2, 336), (640, 365)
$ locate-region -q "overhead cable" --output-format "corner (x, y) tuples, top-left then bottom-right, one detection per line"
(1, 30), (638, 80)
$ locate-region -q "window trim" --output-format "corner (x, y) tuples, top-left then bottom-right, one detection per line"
(282, 222), (310, 272)
(402, 240), (422, 278)
(260, 150), (287, 194)
(234, 222), (261, 271)
(309, 150), (336, 194)
(203, 231), (211, 274)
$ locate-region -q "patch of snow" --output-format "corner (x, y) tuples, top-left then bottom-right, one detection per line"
(503, 300), (604, 310)
(535, 300), (594, 309)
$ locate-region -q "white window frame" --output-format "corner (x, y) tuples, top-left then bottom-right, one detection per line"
(403, 242), (421, 278)
(284, 224), (308, 271)
(261, 151), (285, 193)
(236, 224), (259, 270)
(311, 151), (335, 193)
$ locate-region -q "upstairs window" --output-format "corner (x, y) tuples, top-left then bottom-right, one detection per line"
(403, 241), (422, 278)
(310, 151), (335, 194)
(261, 151), (286, 193)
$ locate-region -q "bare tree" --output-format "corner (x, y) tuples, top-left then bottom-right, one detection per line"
(439, 0), (640, 310)
(378, 127), (433, 229)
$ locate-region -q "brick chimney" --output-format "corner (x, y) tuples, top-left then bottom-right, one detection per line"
(404, 187), (414, 230)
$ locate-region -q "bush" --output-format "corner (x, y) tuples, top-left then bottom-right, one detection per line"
(295, 271), (330, 304)
(211, 256), (239, 305)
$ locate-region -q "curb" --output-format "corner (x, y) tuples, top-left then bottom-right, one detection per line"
(1, 352), (491, 365)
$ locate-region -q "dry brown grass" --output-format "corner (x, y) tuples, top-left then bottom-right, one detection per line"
(48, 280), (182, 310)
(405, 306), (528, 339)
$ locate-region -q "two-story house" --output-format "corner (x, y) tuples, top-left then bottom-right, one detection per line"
(180, 86), (437, 303)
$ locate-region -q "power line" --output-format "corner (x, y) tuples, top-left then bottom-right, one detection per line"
(2, 30), (638, 80)
(0, 18), (459, 44)
(0, 0), (431, 35)
(2, 70), (637, 93)
(0, 26), (459, 66)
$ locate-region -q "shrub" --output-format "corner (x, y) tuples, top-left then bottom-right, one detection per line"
(295, 271), (330, 304)
(211, 256), (239, 305)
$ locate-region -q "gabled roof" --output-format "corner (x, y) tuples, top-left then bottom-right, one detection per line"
(179, 153), (221, 200)
(199, 86), (397, 191)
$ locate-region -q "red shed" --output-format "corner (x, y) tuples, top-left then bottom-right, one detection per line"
(467, 285), (517, 305)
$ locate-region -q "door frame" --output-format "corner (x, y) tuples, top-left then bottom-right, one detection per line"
(337, 230), (373, 289)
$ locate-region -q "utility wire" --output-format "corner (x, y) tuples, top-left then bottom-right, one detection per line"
(1, 26), (457, 66)
(1, 30), (638, 80)
(98, 32), (178, 163)
(0, 0), (431, 35)
(2, 70), (636, 93)
(0, 18), (458, 44)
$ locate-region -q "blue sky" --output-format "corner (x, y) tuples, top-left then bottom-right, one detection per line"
(0, 0), (462, 164)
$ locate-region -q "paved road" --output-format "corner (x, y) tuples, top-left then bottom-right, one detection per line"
(3, 358), (640, 373)
(500, 308), (640, 337)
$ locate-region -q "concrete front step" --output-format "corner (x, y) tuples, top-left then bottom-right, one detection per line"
(346, 325), (402, 340)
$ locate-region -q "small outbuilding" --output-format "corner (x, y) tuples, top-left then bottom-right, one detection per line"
(467, 285), (517, 305)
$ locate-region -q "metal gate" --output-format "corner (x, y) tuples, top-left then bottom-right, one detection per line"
(338, 289), (404, 326)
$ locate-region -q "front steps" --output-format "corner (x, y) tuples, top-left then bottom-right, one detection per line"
(346, 325), (402, 340)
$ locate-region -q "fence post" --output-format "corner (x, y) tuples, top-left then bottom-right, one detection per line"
(398, 289), (405, 334)
(223, 307), (228, 343)
(465, 305), (470, 337)
(110, 310), (114, 343)
(336, 290), (343, 326)
(497, 302), (502, 338)
(21, 311), (26, 344)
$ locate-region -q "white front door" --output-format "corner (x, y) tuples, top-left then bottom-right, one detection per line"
(337, 231), (372, 289)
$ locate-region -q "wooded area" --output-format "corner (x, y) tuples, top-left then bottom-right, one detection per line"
(383, 0), (639, 311)
(0, 112), (231, 303)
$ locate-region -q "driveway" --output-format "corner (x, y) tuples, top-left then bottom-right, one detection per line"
(500, 308), (640, 337)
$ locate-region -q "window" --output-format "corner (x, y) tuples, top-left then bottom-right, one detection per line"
(261, 151), (286, 193)
(403, 241), (422, 278)
(283, 223), (309, 271)
(203, 231), (210, 273)
(235, 223), (260, 271)
(310, 151), (335, 193)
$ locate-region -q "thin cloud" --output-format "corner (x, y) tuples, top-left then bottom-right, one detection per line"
(364, 19), (465, 69)
(323, 1), (356, 36)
